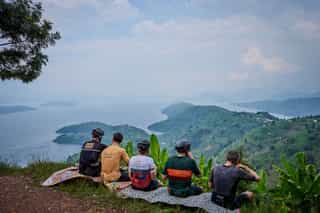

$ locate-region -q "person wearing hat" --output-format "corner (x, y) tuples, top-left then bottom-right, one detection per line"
(79, 128), (107, 177)
(162, 140), (202, 197)
(128, 140), (160, 191)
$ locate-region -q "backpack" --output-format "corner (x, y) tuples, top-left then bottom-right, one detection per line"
(131, 169), (152, 189)
(79, 141), (107, 176)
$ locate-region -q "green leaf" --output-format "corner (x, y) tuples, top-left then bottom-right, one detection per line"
(125, 141), (134, 158)
(150, 134), (160, 162)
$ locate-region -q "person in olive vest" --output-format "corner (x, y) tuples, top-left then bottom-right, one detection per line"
(79, 128), (107, 177)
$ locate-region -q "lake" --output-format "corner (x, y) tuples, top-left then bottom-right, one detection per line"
(0, 101), (166, 166)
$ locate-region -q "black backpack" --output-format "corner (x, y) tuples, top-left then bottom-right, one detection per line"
(79, 141), (107, 177)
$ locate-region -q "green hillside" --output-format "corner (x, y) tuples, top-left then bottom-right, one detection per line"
(161, 102), (193, 118)
(149, 103), (277, 157)
(54, 121), (149, 145)
(225, 116), (320, 170)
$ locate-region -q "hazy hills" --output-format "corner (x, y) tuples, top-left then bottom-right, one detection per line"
(58, 102), (320, 171)
(236, 97), (320, 117)
(0, 105), (36, 115)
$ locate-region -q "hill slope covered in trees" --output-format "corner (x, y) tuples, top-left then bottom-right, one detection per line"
(224, 116), (320, 170)
(149, 103), (277, 157)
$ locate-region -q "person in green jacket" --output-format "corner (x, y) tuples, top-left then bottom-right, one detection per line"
(162, 140), (202, 197)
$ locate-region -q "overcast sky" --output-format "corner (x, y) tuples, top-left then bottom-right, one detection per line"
(1, 0), (320, 103)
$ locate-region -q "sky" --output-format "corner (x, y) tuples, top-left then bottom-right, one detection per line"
(1, 0), (320, 103)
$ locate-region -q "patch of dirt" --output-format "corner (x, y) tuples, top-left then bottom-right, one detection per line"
(0, 176), (126, 213)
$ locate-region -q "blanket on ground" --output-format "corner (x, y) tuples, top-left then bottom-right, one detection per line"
(42, 168), (236, 212)
(42, 166), (132, 190)
(119, 186), (237, 213)
(41, 166), (101, 186)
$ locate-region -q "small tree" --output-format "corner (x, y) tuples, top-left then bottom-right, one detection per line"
(0, 0), (60, 82)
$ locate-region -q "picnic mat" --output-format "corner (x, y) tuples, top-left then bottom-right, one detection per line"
(119, 186), (237, 213)
(41, 166), (101, 186)
(42, 168), (235, 212)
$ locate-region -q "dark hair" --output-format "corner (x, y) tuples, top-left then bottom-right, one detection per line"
(226, 150), (240, 165)
(138, 148), (148, 155)
(137, 140), (150, 155)
(175, 140), (191, 153)
(113, 132), (123, 143)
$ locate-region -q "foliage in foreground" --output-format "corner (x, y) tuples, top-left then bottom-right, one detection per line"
(242, 153), (320, 213)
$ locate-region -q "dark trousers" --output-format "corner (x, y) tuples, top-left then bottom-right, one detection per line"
(118, 170), (130, 182)
(169, 185), (203, 197)
(211, 191), (250, 210)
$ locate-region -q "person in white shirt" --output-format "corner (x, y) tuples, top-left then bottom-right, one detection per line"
(128, 140), (160, 191)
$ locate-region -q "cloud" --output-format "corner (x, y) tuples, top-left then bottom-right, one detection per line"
(228, 71), (249, 81)
(293, 20), (320, 40)
(133, 16), (262, 40)
(242, 47), (294, 73)
(40, 0), (140, 22)
(40, 0), (90, 8)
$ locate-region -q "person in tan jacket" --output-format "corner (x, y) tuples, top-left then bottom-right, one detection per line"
(101, 132), (130, 183)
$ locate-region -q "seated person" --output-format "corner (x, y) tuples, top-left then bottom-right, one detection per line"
(101, 132), (130, 183)
(79, 128), (107, 177)
(162, 140), (202, 197)
(129, 140), (160, 191)
(209, 150), (260, 210)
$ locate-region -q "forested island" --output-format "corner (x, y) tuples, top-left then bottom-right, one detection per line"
(54, 121), (149, 145)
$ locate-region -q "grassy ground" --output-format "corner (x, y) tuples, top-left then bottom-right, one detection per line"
(0, 161), (204, 213)
(0, 161), (289, 213)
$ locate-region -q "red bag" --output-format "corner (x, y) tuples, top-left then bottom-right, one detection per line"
(131, 170), (151, 189)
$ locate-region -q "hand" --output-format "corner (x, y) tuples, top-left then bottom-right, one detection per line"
(187, 152), (194, 159)
(237, 163), (248, 170)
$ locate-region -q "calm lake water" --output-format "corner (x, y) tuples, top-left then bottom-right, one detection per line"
(0, 101), (287, 166)
(0, 102), (166, 166)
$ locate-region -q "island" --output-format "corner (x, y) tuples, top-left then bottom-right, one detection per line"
(0, 105), (36, 115)
(54, 121), (149, 145)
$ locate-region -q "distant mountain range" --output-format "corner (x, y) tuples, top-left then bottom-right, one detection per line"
(54, 121), (149, 145)
(0, 105), (36, 115)
(40, 101), (76, 107)
(236, 97), (320, 117)
(59, 102), (320, 171)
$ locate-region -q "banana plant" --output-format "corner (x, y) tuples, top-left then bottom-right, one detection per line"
(124, 141), (134, 158)
(272, 152), (320, 213)
(149, 134), (168, 181)
(193, 153), (213, 191)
